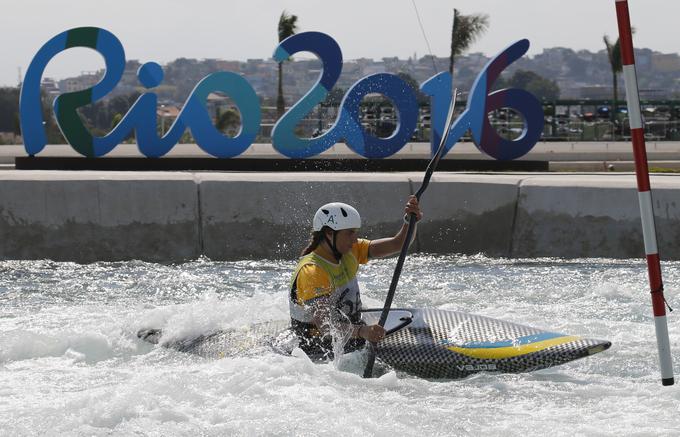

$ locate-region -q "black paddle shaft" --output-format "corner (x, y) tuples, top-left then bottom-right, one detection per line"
(363, 90), (459, 378)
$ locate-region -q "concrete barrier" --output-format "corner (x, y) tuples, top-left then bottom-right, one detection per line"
(0, 171), (200, 263)
(415, 174), (523, 257)
(2, 170), (680, 261)
(197, 173), (411, 260)
(512, 174), (680, 259)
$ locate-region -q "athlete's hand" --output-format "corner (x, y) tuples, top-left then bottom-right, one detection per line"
(359, 324), (386, 342)
(404, 195), (423, 222)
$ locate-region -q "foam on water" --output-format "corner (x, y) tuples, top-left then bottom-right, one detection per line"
(1, 255), (679, 436)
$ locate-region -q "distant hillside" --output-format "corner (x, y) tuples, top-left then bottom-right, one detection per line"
(52, 47), (680, 105)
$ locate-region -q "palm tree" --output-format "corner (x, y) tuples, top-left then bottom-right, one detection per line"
(603, 34), (627, 123)
(216, 108), (241, 137)
(449, 9), (489, 78)
(277, 11), (298, 118)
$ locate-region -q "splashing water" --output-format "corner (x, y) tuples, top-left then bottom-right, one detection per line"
(1, 255), (679, 435)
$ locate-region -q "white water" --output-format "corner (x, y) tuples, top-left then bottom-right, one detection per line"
(1, 255), (679, 436)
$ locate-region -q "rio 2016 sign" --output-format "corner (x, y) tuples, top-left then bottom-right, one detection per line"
(20, 27), (543, 160)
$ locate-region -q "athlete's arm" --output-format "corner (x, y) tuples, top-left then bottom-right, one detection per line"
(369, 195), (422, 258)
(309, 296), (385, 342)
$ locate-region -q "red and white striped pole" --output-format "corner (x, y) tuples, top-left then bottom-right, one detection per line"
(615, 0), (674, 386)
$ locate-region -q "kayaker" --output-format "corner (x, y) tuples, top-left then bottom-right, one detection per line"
(289, 196), (422, 359)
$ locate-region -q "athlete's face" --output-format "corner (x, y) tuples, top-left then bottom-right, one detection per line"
(327, 228), (359, 254)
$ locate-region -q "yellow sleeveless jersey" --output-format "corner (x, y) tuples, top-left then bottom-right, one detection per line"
(289, 239), (371, 325)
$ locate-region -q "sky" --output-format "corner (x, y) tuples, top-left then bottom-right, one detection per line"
(1, 0), (677, 86)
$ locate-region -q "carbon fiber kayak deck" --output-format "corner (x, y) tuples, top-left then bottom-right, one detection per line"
(138, 308), (611, 379)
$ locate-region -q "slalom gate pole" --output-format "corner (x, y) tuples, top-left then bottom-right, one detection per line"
(614, 0), (674, 386)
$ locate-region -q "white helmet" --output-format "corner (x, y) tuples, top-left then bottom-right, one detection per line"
(313, 202), (361, 231)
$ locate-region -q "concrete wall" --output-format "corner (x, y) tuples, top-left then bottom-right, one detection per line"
(511, 175), (680, 259)
(2, 171), (680, 262)
(0, 172), (200, 263)
(198, 173), (412, 260)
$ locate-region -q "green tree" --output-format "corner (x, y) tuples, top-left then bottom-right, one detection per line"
(277, 11), (299, 119)
(0, 87), (20, 133)
(13, 112), (20, 135)
(216, 108), (241, 136)
(449, 9), (489, 78)
(502, 70), (560, 101)
(40, 91), (66, 144)
(603, 33), (628, 122)
(397, 72), (428, 105)
(321, 87), (346, 107)
(111, 113), (123, 130)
